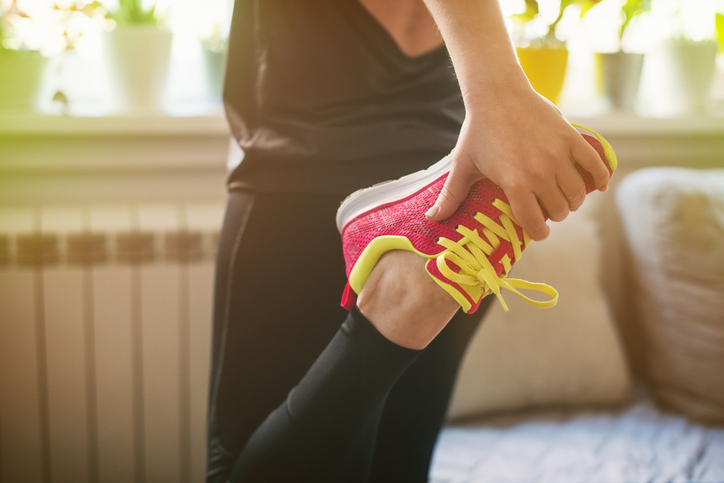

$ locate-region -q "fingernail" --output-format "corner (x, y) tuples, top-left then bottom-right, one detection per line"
(425, 205), (439, 218)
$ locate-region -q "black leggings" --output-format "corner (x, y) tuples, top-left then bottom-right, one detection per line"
(206, 189), (491, 483)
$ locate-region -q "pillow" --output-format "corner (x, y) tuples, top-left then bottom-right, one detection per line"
(447, 199), (633, 420)
(616, 168), (724, 423)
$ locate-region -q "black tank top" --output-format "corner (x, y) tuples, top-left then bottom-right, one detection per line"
(224, 0), (464, 196)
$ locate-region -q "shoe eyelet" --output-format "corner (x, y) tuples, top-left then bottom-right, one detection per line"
(490, 197), (497, 204)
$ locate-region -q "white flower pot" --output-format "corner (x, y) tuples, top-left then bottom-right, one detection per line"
(0, 50), (48, 112)
(648, 39), (718, 117)
(201, 47), (226, 100)
(104, 26), (173, 112)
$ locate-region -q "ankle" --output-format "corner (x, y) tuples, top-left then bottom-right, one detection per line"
(357, 251), (459, 350)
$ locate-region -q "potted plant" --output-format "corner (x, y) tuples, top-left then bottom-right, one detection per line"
(647, 4), (721, 117)
(103, 0), (172, 112)
(49, 1), (110, 114)
(592, 0), (651, 111)
(0, 1), (49, 111)
(512, 0), (598, 105)
(200, 24), (227, 101)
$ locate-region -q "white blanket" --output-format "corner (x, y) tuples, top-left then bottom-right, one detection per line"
(432, 397), (724, 483)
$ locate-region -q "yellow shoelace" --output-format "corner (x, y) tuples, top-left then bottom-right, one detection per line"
(436, 199), (558, 312)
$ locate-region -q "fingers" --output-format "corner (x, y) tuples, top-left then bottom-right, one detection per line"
(555, 166), (587, 212)
(425, 158), (479, 221)
(506, 188), (550, 241)
(536, 182), (572, 223)
(570, 133), (610, 192)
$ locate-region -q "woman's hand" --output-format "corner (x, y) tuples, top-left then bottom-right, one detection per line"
(425, 82), (610, 241)
(421, 0), (610, 241)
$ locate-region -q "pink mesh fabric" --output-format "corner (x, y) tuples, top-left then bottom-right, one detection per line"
(341, 174), (510, 276)
(340, 133), (612, 308)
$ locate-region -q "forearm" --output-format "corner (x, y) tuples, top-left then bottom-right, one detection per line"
(421, 0), (532, 109)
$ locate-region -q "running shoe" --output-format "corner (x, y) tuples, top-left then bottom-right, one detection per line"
(337, 123), (617, 314)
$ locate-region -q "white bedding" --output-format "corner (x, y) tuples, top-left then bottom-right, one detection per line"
(432, 397), (724, 483)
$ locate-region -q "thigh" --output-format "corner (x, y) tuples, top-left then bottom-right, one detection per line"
(206, 189), (349, 483)
(368, 297), (493, 483)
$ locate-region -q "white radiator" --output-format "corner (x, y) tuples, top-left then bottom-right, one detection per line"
(0, 202), (226, 483)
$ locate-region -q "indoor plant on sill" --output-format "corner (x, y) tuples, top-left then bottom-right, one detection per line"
(647, 6), (722, 117)
(0, 1), (48, 112)
(512, 0), (598, 106)
(104, 0), (172, 112)
(593, 0), (651, 111)
(200, 24), (227, 101)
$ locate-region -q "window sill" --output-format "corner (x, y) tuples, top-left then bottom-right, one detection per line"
(1, 110), (723, 174)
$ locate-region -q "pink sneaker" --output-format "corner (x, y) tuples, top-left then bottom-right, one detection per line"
(337, 124), (616, 314)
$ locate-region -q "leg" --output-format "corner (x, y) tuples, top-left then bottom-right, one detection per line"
(229, 307), (419, 482)
(229, 251), (464, 482)
(206, 189), (350, 483)
(368, 301), (492, 482)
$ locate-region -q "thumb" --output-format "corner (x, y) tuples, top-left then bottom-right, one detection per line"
(425, 164), (477, 221)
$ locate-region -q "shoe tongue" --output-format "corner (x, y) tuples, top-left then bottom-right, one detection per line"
(487, 243), (514, 275)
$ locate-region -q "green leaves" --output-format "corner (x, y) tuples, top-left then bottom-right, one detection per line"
(575, 0), (601, 18)
(716, 12), (724, 52)
(109, 0), (158, 27)
(512, 0), (599, 41)
(620, 0), (651, 41)
(511, 0), (539, 24)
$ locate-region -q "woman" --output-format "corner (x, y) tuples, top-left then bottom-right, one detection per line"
(207, 1), (610, 481)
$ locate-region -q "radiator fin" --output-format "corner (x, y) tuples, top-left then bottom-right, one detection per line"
(0, 203), (224, 483)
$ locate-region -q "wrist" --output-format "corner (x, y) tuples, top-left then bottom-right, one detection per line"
(461, 66), (534, 114)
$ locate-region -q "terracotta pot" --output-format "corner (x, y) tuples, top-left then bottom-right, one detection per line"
(516, 46), (569, 106)
(0, 50), (48, 111)
(104, 26), (173, 112)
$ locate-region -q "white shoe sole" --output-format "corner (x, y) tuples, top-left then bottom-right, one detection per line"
(336, 153), (452, 233)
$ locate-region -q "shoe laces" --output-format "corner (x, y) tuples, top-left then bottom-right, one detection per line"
(436, 198), (558, 312)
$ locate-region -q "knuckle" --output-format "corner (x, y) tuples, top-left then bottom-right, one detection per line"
(449, 156), (465, 171)
(544, 145), (561, 161)
(551, 211), (569, 222)
(437, 188), (457, 205)
(527, 164), (548, 182)
(548, 207), (569, 222)
(528, 225), (549, 241)
(519, 213), (546, 236)
(450, 152), (476, 174)
(595, 172), (610, 187)
(591, 151), (605, 166)
(547, 197), (570, 221)
(591, 156), (607, 172)
(570, 197), (584, 211)
(567, 188), (586, 203)
(596, 159), (611, 177)
(500, 175), (525, 193)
